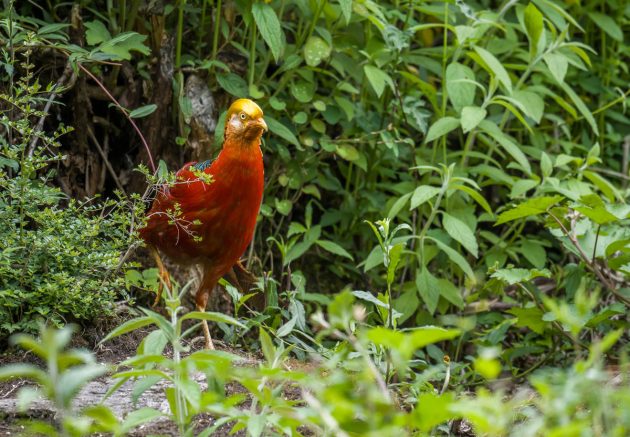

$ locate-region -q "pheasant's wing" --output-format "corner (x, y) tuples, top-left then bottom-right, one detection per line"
(141, 161), (220, 247)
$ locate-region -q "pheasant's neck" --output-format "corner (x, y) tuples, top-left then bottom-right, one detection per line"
(213, 139), (264, 189)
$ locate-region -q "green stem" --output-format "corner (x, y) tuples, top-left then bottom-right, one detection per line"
(212, 0), (222, 59)
(176, 0), (186, 68)
(249, 20), (257, 87)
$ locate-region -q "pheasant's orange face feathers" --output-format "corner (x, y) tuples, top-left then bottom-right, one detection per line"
(225, 98), (268, 144)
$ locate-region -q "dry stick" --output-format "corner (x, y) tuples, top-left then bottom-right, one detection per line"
(78, 63), (156, 172)
(27, 61), (76, 157)
(87, 126), (126, 194)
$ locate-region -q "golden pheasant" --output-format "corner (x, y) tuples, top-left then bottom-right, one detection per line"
(140, 99), (267, 349)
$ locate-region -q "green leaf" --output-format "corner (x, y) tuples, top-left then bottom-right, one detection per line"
(416, 267), (440, 314)
(495, 196), (564, 225)
(338, 0), (352, 24)
(129, 104), (157, 119)
(85, 21), (111, 45)
(478, 120), (532, 174)
(473, 46), (512, 93)
(446, 62), (476, 112)
(315, 240), (354, 260)
(426, 236), (476, 280)
(180, 311), (246, 328)
(461, 106), (487, 133)
(438, 278), (464, 309)
(558, 81), (599, 135)
(216, 72), (248, 97)
(508, 307), (546, 334)
(425, 117), (460, 143)
(265, 116), (300, 147)
(100, 317), (155, 344)
(451, 184), (493, 215)
(304, 36), (331, 67)
(388, 192), (412, 218)
(408, 325), (461, 349)
(363, 65), (394, 97)
(410, 185), (441, 210)
(589, 12), (623, 42)
(442, 213), (478, 257)
(543, 52), (568, 84)
(252, 3), (285, 61)
(524, 3), (544, 56)
(353, 290), (389, 308)
(387, 242), (405, 286)
(540, 152), (552, 177)
(491, 267), (550, 285)
(58, 365), (108, 406)
(259, 328), (275, 364)
(335, 144), (359, 161)
(121, 408), (163, 433)
(98, 32), (150, 60)
(513, 90), (544, 124)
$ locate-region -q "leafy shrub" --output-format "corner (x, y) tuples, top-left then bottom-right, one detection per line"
(0, 31), (136, 338)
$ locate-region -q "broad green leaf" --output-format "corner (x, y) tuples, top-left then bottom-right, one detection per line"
(442, 213), (478, 257)
(408, 325), (461, 349)
(85, 21), (111, 45)
(438, 278), (464, 309)
(121, 408), (163, 433)
(335, 144), (359, 161)
(543, 52), (568, 84)
(495, 195), (563, 225)
(252, 3), (285, 61)
(473, 46), (512, 93)
(389, 192), (412, 218)
(129, 104), (157, 119)
(265, 116), (300, 147)
(276, 316), (297, 337)
(338, 0), (352, 24)
(216, 72), (248, 97)
(524, 3), (544, 56)
(583, 170), (620, 201)
(416, 267), (439, 314)
(508, 307), (546, 334)
(410, 186), (441, 210)
(478, 120), (532, 174)
(98, 32), (150, 60)
(513, 90), (544, 124)
(589, 12), (623, 42)
(315, 240), (354, 260)
(446, 62), (476, 112)
(58, 365), (108, 407)
(304, 36), (331, 67)
(426, 236), (475, 280)
(425, 117), (460, 143)
(520, 240), (547, 268)
(363, 65), (394, 97)
(461, 106), (487, 133)
(491, 267), (550, 285)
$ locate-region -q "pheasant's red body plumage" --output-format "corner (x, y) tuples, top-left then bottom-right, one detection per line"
(140, 99), (267, 348)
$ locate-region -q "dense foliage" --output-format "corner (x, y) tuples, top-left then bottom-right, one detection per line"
(1, 0), (629, 435)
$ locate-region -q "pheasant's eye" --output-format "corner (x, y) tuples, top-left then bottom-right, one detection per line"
(240, 113), (247, 120)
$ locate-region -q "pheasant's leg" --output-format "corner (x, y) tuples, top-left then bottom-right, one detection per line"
(195, 271), (219, 350)
(150, 246), (171, 306)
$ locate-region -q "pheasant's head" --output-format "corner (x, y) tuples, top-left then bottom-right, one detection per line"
(225, 99), (268, 144)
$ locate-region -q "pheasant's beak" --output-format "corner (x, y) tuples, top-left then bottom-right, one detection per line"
(255, 117), (268, 133)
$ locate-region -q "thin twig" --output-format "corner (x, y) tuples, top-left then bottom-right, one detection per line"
(27, 61), (76, 157)
(78, 63), (156, 172)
